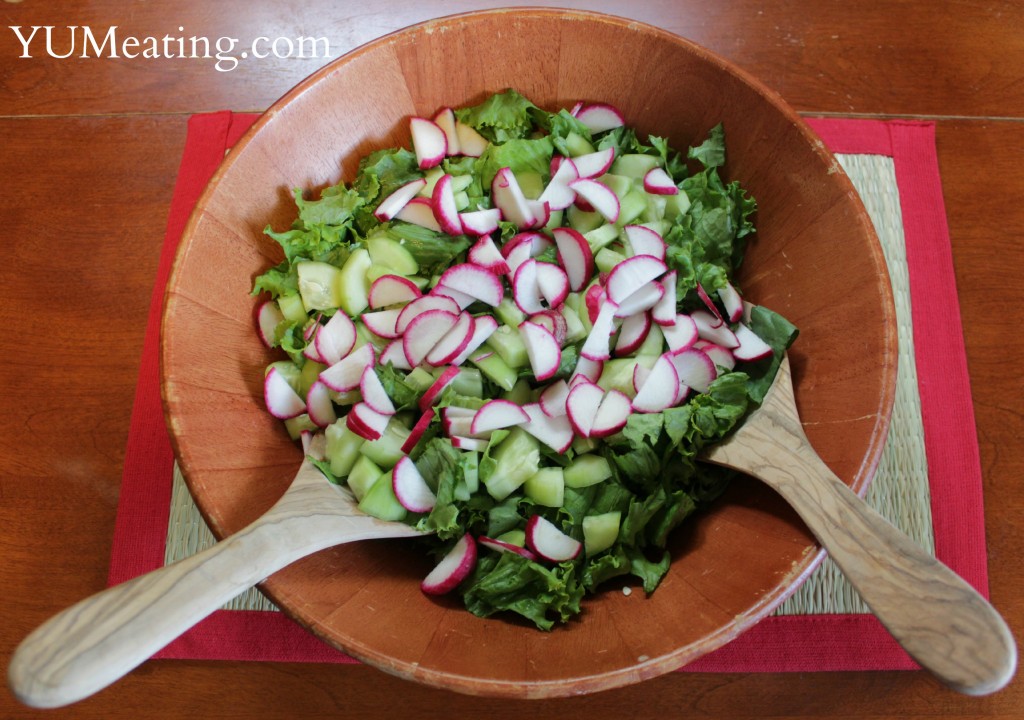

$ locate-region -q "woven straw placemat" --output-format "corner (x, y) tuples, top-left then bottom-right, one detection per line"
(163, 151), (932, 617)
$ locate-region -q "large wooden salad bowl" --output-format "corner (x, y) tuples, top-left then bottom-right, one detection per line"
(161, 8), (896, 698)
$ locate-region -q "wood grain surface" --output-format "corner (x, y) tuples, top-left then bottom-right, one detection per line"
(1, 1), (1022, 718)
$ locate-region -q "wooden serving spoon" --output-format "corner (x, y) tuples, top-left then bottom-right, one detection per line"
(7, 448), (426, 709)
(702, 355), (1017, 696)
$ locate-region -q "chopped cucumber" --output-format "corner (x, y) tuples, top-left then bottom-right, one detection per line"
(564, 131), (595, 157)
(583, 511), (621, 555)
(469, 350), (517, 391)
(455, 450), (480, 501)
(296, 261), (345, 312)
(450, 367), (484, 398)
(559, 303), (588, 344)
(616, 190), (649, 227)
(359, 421), (410, 469)
(337, 248), (372, 316)
(636, 323), (665, 357)
(266, 360), (302, 392)
(584, 223), (620, 253)
(610, 154), (660, 179)
(594, 247), (627, 275)
(600, 173), (633, 202)
(663, 191), (691, 220)
(367, 235), (418, 276)
(484, 324), (529, 368)
(325, 420), (365, 477)
(502, 378), (533, 405)
(567, 204), (604, 234)
(405, 366), (436, 392)
(517, 171), (545, 200)
(564, 454), (613, 488)
(494, 297), (527, 328)
(357, 470), (406, 521)
(524, 467), (565, 508)
(598, 357), (655, 396)
(483, 427), (540, 500)
(277, 293), (308, 324)
(283, 414), (317, 441)
(495, 529), (527, 547)
(299, 359), (327, 396)
(347, 454), (383, 501)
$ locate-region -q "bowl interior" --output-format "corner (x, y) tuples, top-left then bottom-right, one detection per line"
(161, 8), (896, 698)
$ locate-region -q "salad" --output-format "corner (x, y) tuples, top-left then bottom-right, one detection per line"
(252, 89), (797, 630)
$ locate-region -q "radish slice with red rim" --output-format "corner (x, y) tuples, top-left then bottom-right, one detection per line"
(526, 515), (581, 562)
(421, 534), (477, 595)
(392, 456), (437, 513)
(264, 367), (306, 419)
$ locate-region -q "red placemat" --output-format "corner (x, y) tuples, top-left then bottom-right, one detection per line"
(108, 112), (987, 672)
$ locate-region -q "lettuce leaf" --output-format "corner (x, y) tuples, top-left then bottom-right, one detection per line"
(454, 88), (538, 143)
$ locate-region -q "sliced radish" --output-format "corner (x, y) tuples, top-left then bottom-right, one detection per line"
(437, 263), (504, 307)
(591, 390), (632, 438)
(369, 274), (422, 309)
(319, 343), (375, 392)
(551, 226), (595, 292)
(360, 309), (402, 340)
(605, 255), (667, 305)
(668, 347), (717, 394)
(525, 515), (581, 562)
(718, 281), (744, 323)
(535, 262), (570, 308)
(643, 166), (679, 195)
(566, 381), (605, 437)
(455, 121), (489, 157)
(568, 101), (584, 117)
(662, 313), (699, 352)
(467, 234), (510, 274)
(519, 320), (562, 382)
(431, 173), (464, 236)
(431, 285), (477, 310)
(470, 399), (530, 435)
(256, 300), (284, 347)
(306, 380), (338, 427)
(346, 401), (391, 441)
(614, 282), (664, 317)
(574, 103), (626, 134)
(520, 402), (574, 453)
(512, 258), (545, 315)
(569, 178), (620, 223)
(380, 339), (413, 370)
(526, 199), (551, 229)
(632, 354), (680, 413)
(432, 107), (460, 156)
(731, 323), (774, 362)
(403, 309), (459, 367)
(359, 366), (396, 416)
(450, 314), (498, 366)
(395, 196), (442, 232)
(584, 283), (607, 324)
(580, 300), (619, 362)
(478, 536), (537, 560)
(374, 178), (428, 221)
(426, 311), (475, 366)
(443, 414), (475, 439)
(421, 534), (477, 595)
(417, 365), (461, 411)
(632, 362), (651, 393)
(571, 356), (604, 384)
(529, 309), (567, 346)
(651, 271), (678, 326)
(539, 379), (570, 417)
(264, 367), (306, 419)
(614, 311), (651, 356)
(696, 284), (725, 324)
(491, 167), (536, 228)
(537, 157), (579, 210)
(401, 408), (435, 453)
(460, 207), (503, 237)
(315, 311), (357, 366)
(694, 339), (737, 371)
(570, 147), (616, 179)
(622, 225), (667, 261)
(450, 435), (488, 452)
(392, 455), (437, 513)
(395, 294), (461, 334)
(692, 310), (740, 348)
(409, 116), (447, 169)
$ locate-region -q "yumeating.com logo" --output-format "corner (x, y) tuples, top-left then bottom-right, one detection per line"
(9, 25), (332, 72)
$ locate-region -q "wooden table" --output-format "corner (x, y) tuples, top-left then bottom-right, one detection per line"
(2, 1), (1021, 717)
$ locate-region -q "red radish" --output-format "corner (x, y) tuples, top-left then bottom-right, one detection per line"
(256, 300), (284, 347)
(651, 271), (678, 326)
(519, 320), (562, 382)
(643, 166), (679, 195)
(692, 310), (739, 348)
(359, 366), (396, 415)
(346, 402), (390, 441)
(431, 173), (464, 235)
(529, 309), (567, 346)
(426, 311), (475, 366)
(731, 323), (774, 361)
(574, 195), (595, 213)
(718, 281), (744, 323)
(526, 199), (552, 229)
(566, 381), (605, 437)
(392, 455), (437, 513)
(695, 284), (725, 324)
(360, 309), (402, 339)
(632, 362), (651, 392)
(501, 230), (553, 259)
(432, 107), (460, 156)
(525, 515), (581, 562)
(403, 309), (459, 367)
(421, 534), (477, 595)
(580, 300), (618, 361)
(512, 258), (545, 315)
(478, 536), (537, 560)
(460, 207), (503, 237)
(491, 167), (536, 228)
(614, 311), (651, 355)
(401, 408), (435, 454)
(538, 157), (580, 210)
(662, 313), (699, 352)
(632, 354), (680, 413)
(470, 399), (530, 435)
(442, 415), (475, 439)
(467, 234), (510, 274)
(568, 101), (584, 116)
(571, 356), (604, 384)
(417, 365), (460, 411)
(668, 348), (717, 394)
(521, 403), (574, 453)
(622, 225), (667, 261)
(574, 102), (626, 134)
(306, 380), (337, 427)
(539, 379), (570, 417)
(535, 262), (570, 308)
(314, 311), (357, 366)
(614, 282), (664, 317)
(455, 121), (488, 157)
(694, 339), (737, 371)
(591, 389), (632, 437)
(431, 285), (477, 310)
(450, 436), (488, 452)
(395, 294), (461, 334)
(369, 274), (421, 309)
(551, 226), (594, 292)
(299, 429), (320, 459)
(395, 196), (442, 231)
(264, 367), (306, 419)
(584, 283), (606, 324)
(437, 263), (504, 307)
(409, 116), (447, 169)
(450, 314), (498, 365)
(605, 255), (667, 305)
(374, 177), (428, 221)
(570, 147), (616, 179)
(380, 339), (412, 370)
(569, 179), (620, 223)
(441, 405), (476, 420)
(319, 343), (375, 393)
(303, 334), (326, 364)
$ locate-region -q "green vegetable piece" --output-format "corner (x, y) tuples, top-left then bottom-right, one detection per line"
(583, 511), (621, 555)
(347, 455), (383, 502)
(483, 427), (540, 500)
(357, 470), (406, 521)
(336, 248), (372, 316)
(564, 454), (613, 488)
(524, 467), (565, 508)
(324, 420), (365, 478)
(296, 260), (345, 312)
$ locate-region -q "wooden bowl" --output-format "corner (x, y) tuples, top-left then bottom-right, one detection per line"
(161, 8), (897, 698)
